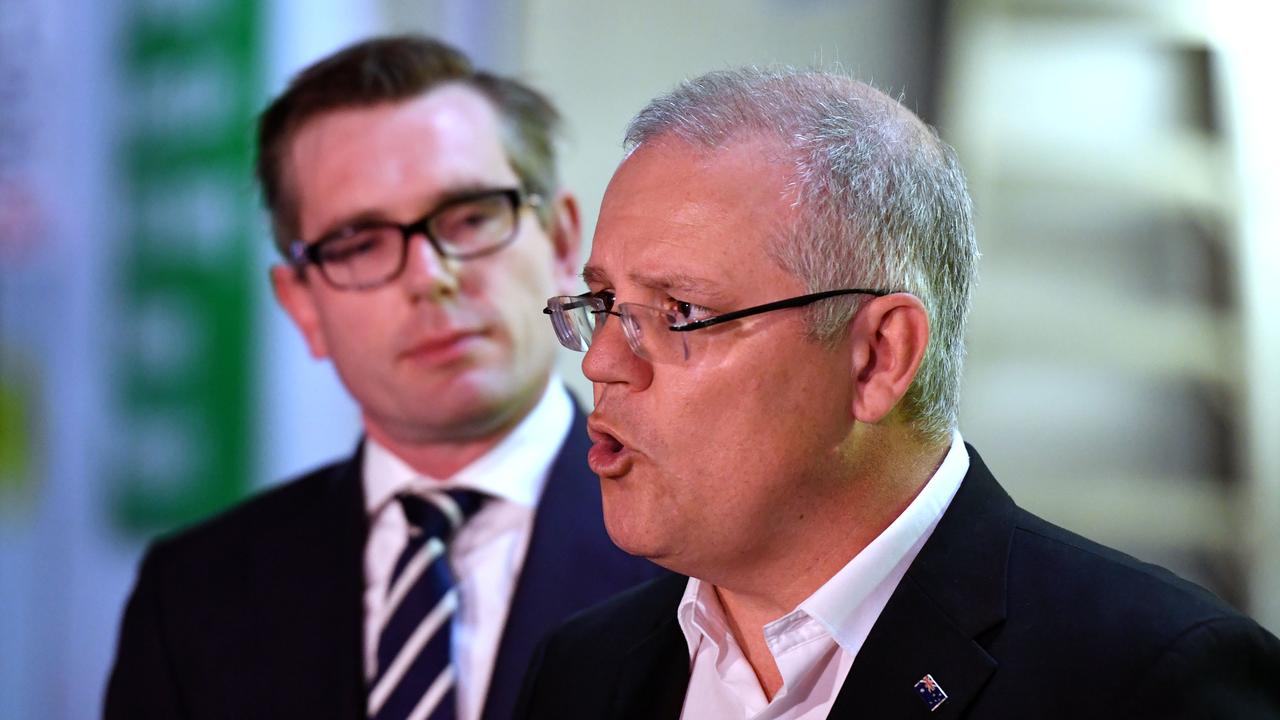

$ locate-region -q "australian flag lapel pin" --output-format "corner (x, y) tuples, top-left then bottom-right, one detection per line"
(914, 673), (948, 712)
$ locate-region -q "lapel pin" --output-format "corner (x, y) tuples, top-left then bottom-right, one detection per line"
(913, 673), (948, 712)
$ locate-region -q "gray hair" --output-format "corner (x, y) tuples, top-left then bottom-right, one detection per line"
(624, 67), (978, 442)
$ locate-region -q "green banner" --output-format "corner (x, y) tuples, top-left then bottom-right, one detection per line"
(113, 1), (261, 534)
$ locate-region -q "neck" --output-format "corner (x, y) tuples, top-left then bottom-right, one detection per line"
(363, 381), (550, 479)
(365, 425), (506, 479)
(715, 586), (787, 699)
(710, 424), (951, 697)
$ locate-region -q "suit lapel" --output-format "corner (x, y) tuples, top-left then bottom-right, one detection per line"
(326, 447), (370, 719)
(829, 575), (997, 717)
(830, 445), (1013, 718)
(611, 613), (692, 720)
(253, 446), (368, 719)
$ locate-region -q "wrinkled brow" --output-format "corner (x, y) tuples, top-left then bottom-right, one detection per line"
(581, 265), (609, 287)
(627, 270), (725, 298)
(581, 265), (726, 299)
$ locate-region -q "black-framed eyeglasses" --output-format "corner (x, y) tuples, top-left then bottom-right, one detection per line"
(543, 288), (894, 363)
(288, 188), (541, 290)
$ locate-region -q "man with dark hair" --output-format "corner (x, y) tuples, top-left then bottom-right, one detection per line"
(106, 35), (660, 720)
(522, 67), (1280, 718)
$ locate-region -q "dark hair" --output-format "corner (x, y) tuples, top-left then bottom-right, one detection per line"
(255, 34), (563, 255)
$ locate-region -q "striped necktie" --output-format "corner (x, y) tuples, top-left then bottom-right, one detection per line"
(368, 489), (484, 720)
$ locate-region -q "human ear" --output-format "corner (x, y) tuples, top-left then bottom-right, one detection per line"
(270, 264), (330, 359)
(848, 293), (930, 424)
(545, 189), (583, 295)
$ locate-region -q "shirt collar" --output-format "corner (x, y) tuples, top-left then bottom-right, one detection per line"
(675, 430), (969, 659)
(796, 429), (968, 651)
(362, 378), (575, 515)
(677, 576), (733, 661)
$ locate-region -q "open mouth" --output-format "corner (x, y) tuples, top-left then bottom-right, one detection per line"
(587, 426), (632, 478)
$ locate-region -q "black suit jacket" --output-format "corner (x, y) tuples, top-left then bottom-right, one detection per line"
(105, 406), (664, 720)
(516, 445), (1280, 719)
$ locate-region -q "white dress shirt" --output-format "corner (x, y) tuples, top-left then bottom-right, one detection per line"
(677, 431), (970, 720)
(362, 379), (573, 720)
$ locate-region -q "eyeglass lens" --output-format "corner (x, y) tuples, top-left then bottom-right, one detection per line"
(314, 191), (520, 289)
(550, 297), (597, 352)
(547, 298), (690, 363)
(431, 193), (518, 255)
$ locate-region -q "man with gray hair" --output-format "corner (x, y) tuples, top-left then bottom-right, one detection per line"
(521, 68), (1280, 718)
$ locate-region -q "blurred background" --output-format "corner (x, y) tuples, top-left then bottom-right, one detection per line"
(1, 0), (1276, 715)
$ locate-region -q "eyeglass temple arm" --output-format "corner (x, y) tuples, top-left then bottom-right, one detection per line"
(669, 288), (894, 332)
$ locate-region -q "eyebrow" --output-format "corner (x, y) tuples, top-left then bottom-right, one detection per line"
(581, 265), (726, 300)
(311, 182), (515, 241)
(581, 266), (609, 286)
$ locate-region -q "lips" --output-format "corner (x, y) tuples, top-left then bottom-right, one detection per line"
(587, 417), (634, 479)
(398, 328), (486, 365)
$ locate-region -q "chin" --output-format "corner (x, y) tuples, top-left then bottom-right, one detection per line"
(601, 505), (671, 563)
(601, 525), (647, 558)
(427, 368), (519, 409)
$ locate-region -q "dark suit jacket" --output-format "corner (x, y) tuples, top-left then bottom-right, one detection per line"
(105, 406), (664, 720)
(516, 445), (1280, 719)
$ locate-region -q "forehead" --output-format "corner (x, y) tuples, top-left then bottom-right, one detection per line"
(587, 137), (799, 296)
(286, 85), (519, 236)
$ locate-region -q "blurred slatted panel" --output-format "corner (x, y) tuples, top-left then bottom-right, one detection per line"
(941, 0), (1278, 631)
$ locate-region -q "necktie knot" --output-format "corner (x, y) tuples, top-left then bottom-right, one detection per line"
(396, 489), (485, 543)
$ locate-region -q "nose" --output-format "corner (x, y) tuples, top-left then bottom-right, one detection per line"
(583, 310), (653, 390)
(401, 232), (460, 299)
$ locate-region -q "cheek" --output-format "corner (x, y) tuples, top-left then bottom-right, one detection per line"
(312, 283), (413, 354)
(646, 374), (763, 493)
(465, 238), (555, 308)
(475, 244), (560, 340)
(658, 345), (846, 479)
(315, 302), (382, 366)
